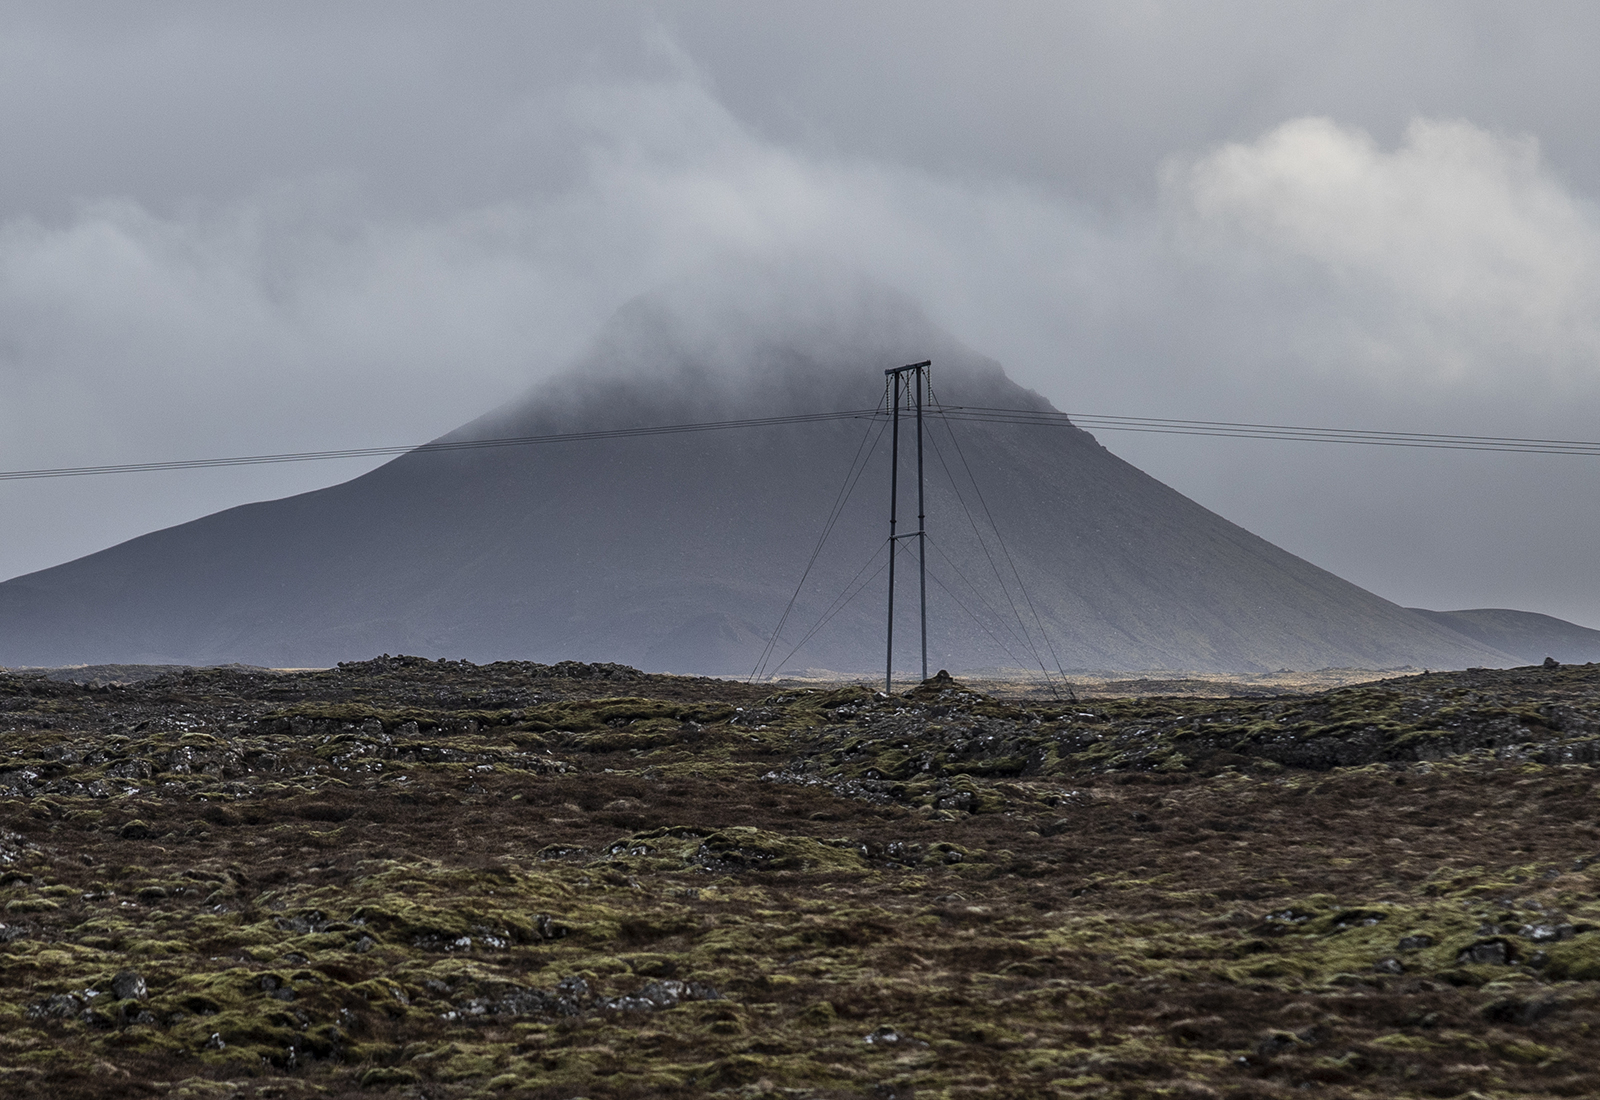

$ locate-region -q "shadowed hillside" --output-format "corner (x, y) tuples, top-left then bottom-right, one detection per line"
(1410, 607), (1600, 666)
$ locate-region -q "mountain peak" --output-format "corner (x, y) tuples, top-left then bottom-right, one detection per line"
(462, 263), (1015, 439)
(0, 273), (1517, 674)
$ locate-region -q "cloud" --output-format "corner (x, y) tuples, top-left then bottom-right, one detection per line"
(1133, 115), (1600, 624)
(0, 71), (1097, 469)
(5, 44), (1600, 629)
(1169, 116), (1600, 391)
(0, 183), (623, 582)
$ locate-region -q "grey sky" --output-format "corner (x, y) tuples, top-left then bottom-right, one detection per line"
(4, 2), (1600, 625)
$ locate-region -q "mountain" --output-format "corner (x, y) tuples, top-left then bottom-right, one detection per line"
(1409, 608), (1600, 666)
(0, 269), (1520, 675)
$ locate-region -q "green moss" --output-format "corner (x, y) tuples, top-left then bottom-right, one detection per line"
(359, 1066), (419, 1087)
(1370, 1032), (1435, 1050)
(123, 938), (191, 956)
(1497, 1038), (1563, 1064)
(175, 1006), (302, 1064)
(412, 1041), (510, 1081)
(1539, 937), (1600, 980)
(598, 825), (870, 876)
(11, 659), (1600, 1097)
(4, 898), (58, 914)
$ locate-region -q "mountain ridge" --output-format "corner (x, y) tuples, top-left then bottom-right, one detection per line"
(1409, 607), (1600, 667)
(0, 273), (1527, 674)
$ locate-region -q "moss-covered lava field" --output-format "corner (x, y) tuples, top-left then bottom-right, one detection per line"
(5, 655), (1600, 1099)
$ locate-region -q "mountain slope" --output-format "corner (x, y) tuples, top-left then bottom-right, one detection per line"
(0, 273), (1516, 674)
(1409, 608), (1600, 666)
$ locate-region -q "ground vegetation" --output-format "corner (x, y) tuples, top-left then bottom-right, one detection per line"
(3, 655), (1600, 1099)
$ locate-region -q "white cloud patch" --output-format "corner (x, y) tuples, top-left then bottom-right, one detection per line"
(0, 194), (597, 458)
(1170, 116), (1600, 390)
(0, 74), (1099, 480)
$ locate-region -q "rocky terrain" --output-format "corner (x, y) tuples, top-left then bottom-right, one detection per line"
(3, 655), (1600, 1099)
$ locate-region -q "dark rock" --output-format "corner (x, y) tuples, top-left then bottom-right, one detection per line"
(436, 973), (617, 1021)
(1254, 1031), (1298, 1057)
(1396, 934), (1434, 951)
(1545, 656), (1561, 668)
(1373, 957), (1405, 974)
(274, 910), (330, 935)
(1520, 922), (1575, 942)
(1330, 909), (1386, 930)
(260, 975), (296, 1001)
(865, 1025), (904, 1046)
(1482, 995), (1561, 1025)
(600, 979), (720, 1012)
(1457, 939), (1512, 966)
(26, 993), (83, 1020)
(110, 970), (148, 1000)
(118, 820), (152, 839)
(1259, 908), (1315, 929)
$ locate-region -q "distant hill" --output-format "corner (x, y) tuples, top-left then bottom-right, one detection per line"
(0, 269), (1518, 675)
(1409, 608), (1600, 666)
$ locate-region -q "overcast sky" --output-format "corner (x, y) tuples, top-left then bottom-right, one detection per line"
(5, 1), (1600, 626)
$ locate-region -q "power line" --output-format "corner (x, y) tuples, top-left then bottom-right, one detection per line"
(922, 535), (1039, 673)
(7, 404), (1600, 482)
(767, 541), (895, 677)
(749, 395), (890, 681)
(0, 409), (882, 482)
(937, 406), (1600, 456)
(922, 422), (1045, 668)
(931, 409), (1069, 695)
(923, 559), (1041, 677)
